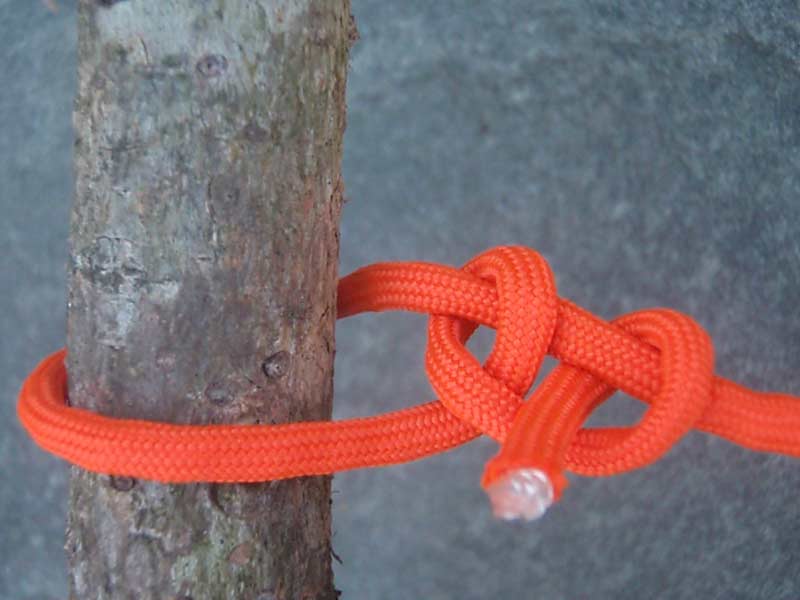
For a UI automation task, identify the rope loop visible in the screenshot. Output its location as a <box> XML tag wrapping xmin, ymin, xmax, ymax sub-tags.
<box><xmin>425</xmin><ymin>246</ymin><xmax>558</xmax><ymax>441</ymax></box>
<box><xmin>17</xmin><ymin>245</ymin><xmax>800</xmax><ymax>520</ymax></box>
<box><xmin>578</xmin><ymin>309</ymin><xmax>716</xmax><ymax>472</ymax></box>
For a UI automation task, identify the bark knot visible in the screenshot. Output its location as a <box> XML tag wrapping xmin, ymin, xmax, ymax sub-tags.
<box><xmin>262</xmin><ymin>352</ymin><xmax>290</xmax><ymax>379</ymax></box>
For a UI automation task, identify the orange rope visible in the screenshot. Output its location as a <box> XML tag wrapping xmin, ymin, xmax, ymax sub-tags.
<box><xmin>17</xmin><ymin>246</ymin><xmax>800</xmax><ymax>517</ymax></box>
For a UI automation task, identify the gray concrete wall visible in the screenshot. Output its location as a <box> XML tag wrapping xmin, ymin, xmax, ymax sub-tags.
<box><xmin>2</xmin><ymin>1</ymin><xmax>799</xmax><ymax>598</ymax></box>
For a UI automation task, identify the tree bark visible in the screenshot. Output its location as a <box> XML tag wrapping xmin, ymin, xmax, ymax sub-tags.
<box><xmin>65</xmin><ymin>1</ymin><xmax>351</xmax><ymax>598</ymax></box>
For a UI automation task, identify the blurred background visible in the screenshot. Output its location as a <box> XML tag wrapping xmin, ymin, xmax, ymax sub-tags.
<box><xmin>2</xmin><ymin>1</ymin><xmax>799</xmax><ymax>598</ymax></box>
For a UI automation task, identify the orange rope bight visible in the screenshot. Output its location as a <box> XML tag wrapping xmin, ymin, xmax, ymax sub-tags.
<box><xmin>17</xmin><ymin>246</ymin><xmax>800</xmax><ymax>520</ymax></box>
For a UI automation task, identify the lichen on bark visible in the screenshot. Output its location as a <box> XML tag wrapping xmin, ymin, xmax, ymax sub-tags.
<box><xmin>66</xmin><ymin>1</ymin><xmax>351</xmax><ymax>598</ymax></box>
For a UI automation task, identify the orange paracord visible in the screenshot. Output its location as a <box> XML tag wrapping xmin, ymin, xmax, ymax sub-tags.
<box><xmin>17</xmin><ymin>246</ymin><xmax>800</xmax><ymax>519</ymax></box>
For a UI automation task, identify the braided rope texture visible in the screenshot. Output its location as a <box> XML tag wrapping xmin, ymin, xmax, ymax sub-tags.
<box><xmin>17</xmin><ymin>246</ymin><xmax>800</xmax><ymax>502</ymax></box>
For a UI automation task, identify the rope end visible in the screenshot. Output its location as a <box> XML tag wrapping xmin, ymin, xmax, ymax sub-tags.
<box><xmin>485</xmin><ymin>468</ymin><xmax>554</xmax><ymax>521</ymax></box>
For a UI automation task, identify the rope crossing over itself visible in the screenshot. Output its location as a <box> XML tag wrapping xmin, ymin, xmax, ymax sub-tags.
<box><xmin>18</xmin><ymin>246</ymin><xmax>800</xmax><ymax>519</ymax></box>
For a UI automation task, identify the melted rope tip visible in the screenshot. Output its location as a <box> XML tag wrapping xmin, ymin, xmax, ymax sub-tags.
<box><xmin>486</xmin><ymin>468</ymin><xmax>554</xmax><ymax>522</ymax></box>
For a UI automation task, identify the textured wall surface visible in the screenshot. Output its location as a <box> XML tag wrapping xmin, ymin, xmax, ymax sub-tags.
<box><xmin>2</xmin><ymin>1</ymin><xmax>799</xmax><ymax>599</ymax></box>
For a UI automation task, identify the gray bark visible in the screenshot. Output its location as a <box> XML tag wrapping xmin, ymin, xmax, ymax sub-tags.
<box><xmin>65</xmin><ymin>1</ymin><xmax>352</xmax><ymax>598</ymax></box>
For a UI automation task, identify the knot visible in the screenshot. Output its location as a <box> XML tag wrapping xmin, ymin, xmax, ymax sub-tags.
<box><xmin>420</xmin><ymin>247</ymin><xmax>717</xmax><ymax>520</ymax></box>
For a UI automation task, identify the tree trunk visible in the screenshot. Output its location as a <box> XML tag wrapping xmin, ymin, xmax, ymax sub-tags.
<box><xmin>65</xmin><ymin>1</ymin><xmax>351</xmax><ymax>598</ymax></box>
